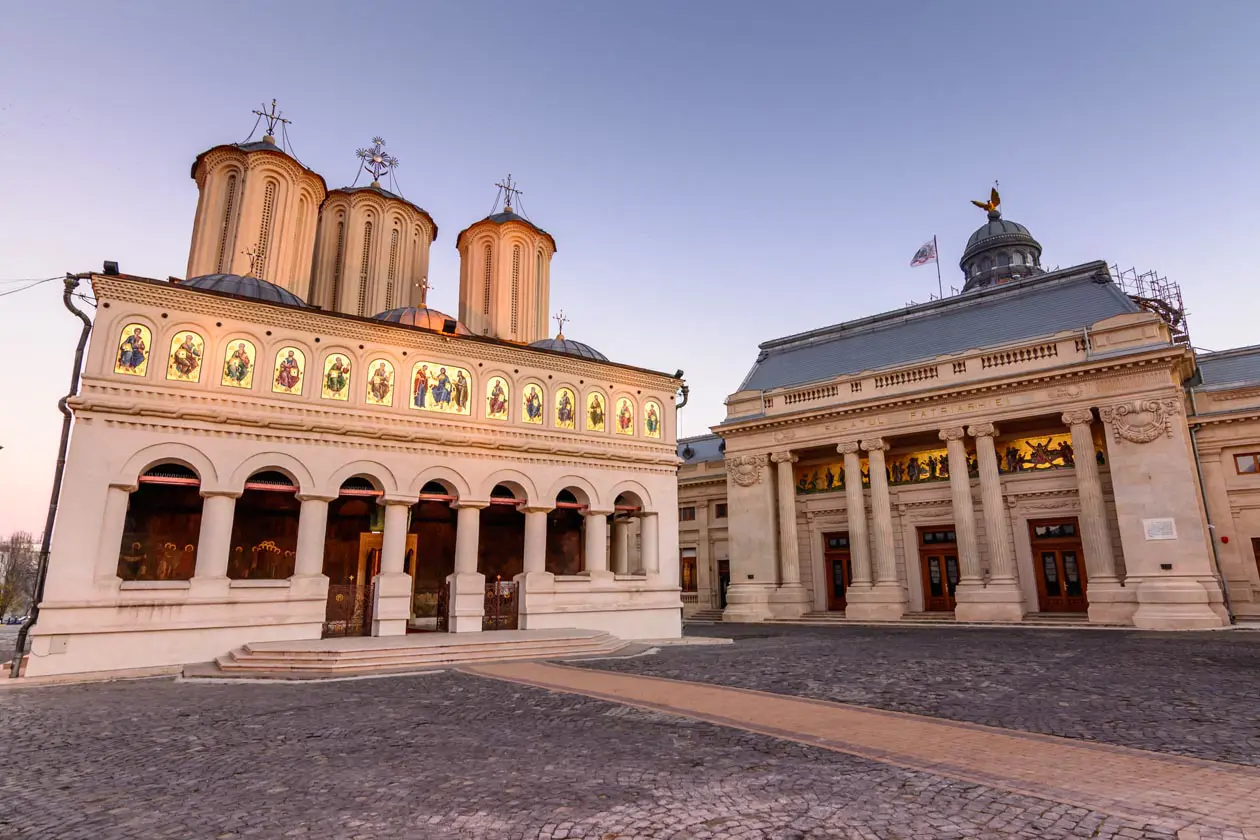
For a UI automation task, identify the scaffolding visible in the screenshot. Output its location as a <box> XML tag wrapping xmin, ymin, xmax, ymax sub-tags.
<box><xmin>1108</xmin><ymin>264</ymin><xmax>1191</xmax><ymax>348</ymax></box>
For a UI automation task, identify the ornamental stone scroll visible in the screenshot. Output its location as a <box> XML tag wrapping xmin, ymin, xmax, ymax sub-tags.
<box><xmin>938</xmin><ymin>426</ymin><xmax>967</xmax><ymax>442</ymax></box>
<box><xmin>1061</xmin><ymin>409</ymin><xmax>1095</xmax><ymax>428</ymax></box>
<box><xmin>1098</xmin><ymin>398</ymin><xmax>1181</xmax><ymax>444</ymax></box>
<box><xmin>859</xmin><ymin>439</ymin><xmax>890</xmax><ymax>453</ymax></box>
<box><xmin>836</xmin><ymin>441</ymin><xmax>861</xmax><ymax>455</ymax></box>
<box><xmin>770</xmin><ymin>451</ymin><xmax>798</xmax><ymax>465</ymax></box>
<box><xmin>727</xmin><ymin>454</ymin><xmax>769</xmax><ymax>487</ymax></box>
<box><xmin>967</xmin><ymin>422</ymin><xmax>998</xmax><ymax>438</ymax></box>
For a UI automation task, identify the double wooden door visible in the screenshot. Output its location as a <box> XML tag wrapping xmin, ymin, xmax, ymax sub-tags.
<box><xmin>1029</xmin><ymin>518</ymin><xmax>1088</xmax><ymax>612</ymax></box>
<box><xmin>823</xmin><ymin>532</ymin><xmax>852</xmax><ymax>611</ymax></box>
<box><xmin>918</xmin><ymin>527</ymin><xmax>959</xmax><ymax>612</ymax></box>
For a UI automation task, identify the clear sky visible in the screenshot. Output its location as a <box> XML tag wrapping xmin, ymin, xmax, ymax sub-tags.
<box><xmin>1</xmin><ymin>1</ymin><xmax>1258</xmax><ymax>534</ymax></box>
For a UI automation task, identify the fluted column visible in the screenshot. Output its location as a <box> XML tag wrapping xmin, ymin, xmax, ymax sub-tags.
<box><xmin>861</xmin><ymin>440</ymin><xmax>898</xmax><ymax>585</ymax></box>
<box><xmin>837</xmin><ymin>442</ymin><xmax>872</xmax><ymax>588</ymax></box>
<box><xmin>448</xmin><ymin>501</ymin><xmax>487</xmax><ymax>633</ymax></box>
<box><xmin>940</xmin><ymin>427</ymin><xmax>982</xmax><ymax>587</ymax></box>
<box><xmin>583</xmin><ymin>510</ymin><xmax>612</xmax><ymax>575</ymax></box>
<box><xmin>1062</xmin><ymin>410</ymin><xmax>1119</xmax><ymax>583</ymax></box>
<box><xmin>611</xmin><ymin>517</ymin><xmax>631</xmax><ymax>575</ymax></box>
<box><xmin>770</xmin><ymin>451</ymin><xmax>802</xmax><ymax>586</ymax></box>
<box><xmin>967</xmin><ymin>424</ymin><xmax>1016</xmax><ymax>583</ymax></box>
<box><xmin>850</xmin><ymin>439</ymin><xmax>906</xmax><ymax>620</ymax></box>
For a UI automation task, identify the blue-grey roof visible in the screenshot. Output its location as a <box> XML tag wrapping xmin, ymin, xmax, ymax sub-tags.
<box><xmin>331</xmin><ymin>184</ymin><xmax>438</xmax><ymax>239</ymax></box>
<box><xmin>1197</xmin><ymin>345</ymin><xmax>1260</xmax><ymax>387</ymax></box>
<box><xmin>455</xmin><ymin>210</ymin><xmax>556</xmax><ymax>251</ymax></box>
<box><xmin>374</xmin><ymin>306</ymin><xmax>471</xmax><ymax>334</ymax></box>
<box><xmin>179</xmin><ymin>274</ymin><xmax>308</xmax><ymax>307</ymax></box>
<box><xmin>740</xmin><ymin>264</ymin><xmax>1139</xmax><ymax>393</ymax></box>
<box><xmin>678</xmin><ymin>434</ymin><xmax>725</xmax><ymax>463</ymax></box>
<box><xmin>529</xmin><ymin>336</ymin><xmax>608</xmax><ymax>362</ymax></box>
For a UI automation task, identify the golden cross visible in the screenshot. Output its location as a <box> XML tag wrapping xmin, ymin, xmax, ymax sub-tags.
<box><xmin>496</xmin><ymin>174</ymin><xmax>523</xmax><ymax>212</ymax></box>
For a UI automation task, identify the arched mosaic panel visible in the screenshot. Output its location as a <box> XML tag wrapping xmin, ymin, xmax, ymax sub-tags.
<box><xmin>555</xmin><ymin>387</ymin><xmax>577</xmax><ymax>430</ymax></box>
<box><xmin>272</xmin><ymin>346</ymin><xmax>306</xmax><ymax>395</ymax></box>
<box><xmin>165</xmin><ymin>331</ymin><xmax>205</xmax><ymax>383</ymax></box>
<box><xmin>364</xmin><ymin>358</ymin><xmax>395</xmax><ymax>407</ymax></box>
<box><xmin>486</xmin><ymin>376</ymin><xmax>510</xmax><ymax>421</ymax></box>
<box><xmin>221</xmin><ymin>338</ymin><xmax>256</xmax><ymax>389</ymax></box>
<box><xmin>321</xmin><ymin>354</ymin><xmax>352</xmax><ymax>401</ymax></box>
<box><xmin>586</xmin><ymin>392</ymin><xmax>607</xmax><ymax>433</ymax></box>
<box><xmin>114</xmin><ymin>323</ymin><xmax>152</xmax><ymax>376</ymax></box>
<box><xmin>643</xmin><ymin>400</ymin><xmax>662</xmax><ymax>439</ymax></box>
<box><xmin>410</xmin><ymin>361</ymin><xmax>472</xmax><ymax>415</ymax></box>
<box><xmin>522</xmin><ymin>383</ymin><xmax>544</xmax><ymax>425</ymax></box>
<box><xmin>615</xmin><ymin>397</ymin><xmax>635</xmax><ymax>436</ymax></box>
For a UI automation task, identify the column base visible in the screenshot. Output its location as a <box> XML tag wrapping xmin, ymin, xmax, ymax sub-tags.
<box><xmin>578</xmin><ymin>570</ymin><xmax>617</xmax><ymax>585</ymax></box>
<box><xmin>721</xmin><ymin>582</ymin><xmax>776</xmax><ymax>622</ymax></box>
<box><xmin>188</xmin><ymin>575</ymin><xmax>231</xmax><ymax>598</ymax></box>
<box><xmin>954</xmin><ymin>581</ymin><xmax>1025</xmax><ymax>623</ymax></box>
<box><xmin>1083</xmin><ymin>577</ymin><xmax>1138</xmax><ymax>625</ymax></box>
<box><xmin>371</xmin><ymin>572</ymin><xmax>413</xmax><ymax>637</ymax></box>
<box><xmin>446</xmin><ymin>571</ymin><xmax>486</xmax><ymax>634</ymax></box>
<box><xmin>288</xmin><ymin>573</ymin><xmax>330</xmax><ymax>599</ymax></box>
<box><xmin>769</xmin><ymin>583</ymin><xmax>811</xmax><ymax>619</ymax></box>
<box><xmin>1132</xmin><ymin>578</ymin><xmax>1229</xmax><ymax>630</ymax></box>
<box><xmin>513</xmin><ymin>571</ymin><xmax>555</xmax><ymax>630</ymax></box>
<box><xmin>844</xmin><ymin>582</ymin><xmax>907</xmax><ymax>621</ymax></box>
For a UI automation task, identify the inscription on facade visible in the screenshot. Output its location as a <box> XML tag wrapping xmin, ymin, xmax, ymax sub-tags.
<box><xmin>906</xmin><ymin>396</ymin><xmax>1010</xmax><ymax>422</ymax></box>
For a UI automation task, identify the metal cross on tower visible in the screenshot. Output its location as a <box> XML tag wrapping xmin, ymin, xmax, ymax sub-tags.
<box><xmin>496</xmin><ymin>174</ymin><xmax>523</xmax><ymax>212</ymax></box>
<box><xmin>417</xmin><ymin>277</ymin><xmax>434</xmax><ymax>306</ymax></box>
<box><xmin>356</xmin><ymin>137</ymin><xmax>399</xmax><ymax>186</ymax></box>
<box><xmin>242</xmin><ymin>244</ymin><xmax>263</xmax><ymax>277</ymax></box>
<box><xmin>553</xmin><ymin>310</ymin><xmax>568</xmax><ymax>339</ymax></box>
<box><xmin>252</xmin><ymin>99</ymin><xmax>291</xmax><ymax>140</ymax></box>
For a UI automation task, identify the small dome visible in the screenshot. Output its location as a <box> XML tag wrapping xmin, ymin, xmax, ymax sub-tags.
<box><xmin>529</xmin><ymin>336</ymin><xmax>608</xmax><ymax>362</ymax></box>
<box><xmin>179</xmin><ymin>274</ymin><xmax>307</xmax><ymax>307</ymax></box>
<box><xmin>963</xmin><ymin>215</ymin><xmax>1038</xmax><ymax>257</ymax></box>
<box><xmin>456</xmin><ymin>210</ymin><xmax>557</xmax><ymax>252</ymax></box>
<box><xmin>374</xmin><ymin>306</ymin><xmax>472</xmax><ymax>335</ymax></box>
<box><xmin>959</xmin><ymin>209</ymin><xmax>1044</xmax><ymax>293</ymax></box>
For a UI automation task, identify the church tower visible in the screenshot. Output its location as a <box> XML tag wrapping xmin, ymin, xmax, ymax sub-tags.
<box><xmin>455</xmin><ymin>176</ymin><xmax>556</xmax><ymax>343</ymax></box>
<box><xmin>308</xmin><ymin>138</ymin><xmax>438</xmax><ymax>316</ymax></box>
<box><xmin>186</xmin><ymin>101</ymin><xmax>326</xmax><ymax>296</ymax></box>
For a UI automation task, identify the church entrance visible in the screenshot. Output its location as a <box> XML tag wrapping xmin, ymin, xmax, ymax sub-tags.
<box><xmin>322</xmin><ymin>481</ymin><xmax>380</xmax><ymax>636</ymax></box>
<box><xmin>822</xmin><ymin>532</ymin><xmax>852</xmax><ymax>611</ymax></box>
<box><xmin>408</xmin><ymin>483</ymin><xmax>459</xmax><ymax>629</ymax></box>
<box><xmin>476</xmin><ymin>485</ymin><xmax>525</xmax><ymax>630</ymax></box>
<box><xmin>918</xmin><ymin>527</ymin><xmax>959</xmax><ymax>612</ymax></box>
<box><xmin>1029</xmin><ymin>518</ymin><xmax>1088</xmax><ymax>612</ymax></box>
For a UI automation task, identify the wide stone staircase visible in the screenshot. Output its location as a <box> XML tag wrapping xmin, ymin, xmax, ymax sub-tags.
<box><xmin>183</xmin><ymin>629</ymin><xmax>642</xmax><ymax>680</ymax></box>
<box><xmin>685</xmin><ymin>608</ymin><xmax>725</xmax><ymax>623</ymax></box>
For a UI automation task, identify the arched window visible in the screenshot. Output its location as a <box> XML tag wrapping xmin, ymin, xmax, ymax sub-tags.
<box><xmin>116</xmin><ymin>464</ymin><xmax>202</xmax><ymax>582</ymax></box>
<box><xmin>510</xmin><ymin>244</ymin><xmax>521</xmax><ymax>335</ymax></box>
<box><xmin>535</xmin><ymin>250</ymin><xmax>545</xmax><ymax>335</ymax></box>
<box><xmin>385</xmin><ymin>227</ymin><xmax>399</xmax><ymax>311</ymax></box>
<box><xmin>331</xmin><ymin>218</ymin><xmax>346</xmax><ymax>310</ymax></box>
<box><xmin>228</xmin><ymin>470</ymin><xmax>299</xmax><ymax>580</ymax></box>
<box><xmin>216</xmin><ymin>173</ymin><xmax>237</xmax><ymax>273</ymax></box>
<box><xmin>357</xmin><ymin>220</ymin><xmax>374</xmax><ymax>316</ymax></box>
<box><xmin>482</xmin><ymin>243</ymin><xmax>493</xmax><ymax>315</ymax></box>
<box><xmin>256</xmin><ymin>180</ymin><xmax>277</xmax><ymax>279</ymax></box>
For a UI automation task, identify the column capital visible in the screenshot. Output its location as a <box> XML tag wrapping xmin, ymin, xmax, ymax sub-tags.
<box><xmin>770</xmin><ymin>451</ymin><xmax>798</xmax><ymax>464</ymax></box>
<box><xmin>200</xmin><ymin>488</ymin><xmax>242</xmax><ymax>499</ymax></box>
<box><xmin>1061</xmin><ymin>408</ymin><xmax>1095</xmax><ymax>427</ymax></box>
<box><xmin>380</xmin><ymin>493</ymin><xmax>418</xmax><ymax>506</ymax></box>
<box><xmin>860</xmin><ymin>438</ymin><xmax>889</xmax><ymax>453</ymax></box>
<box><xmin>938</xmin><ymin>426</ymin><xmax>967</xmax><ymax>442</ymax></box>
<box><xmin>836</xmin><ymin>441</ymin><xmax>861</xmax><ymax>455</ymax></box>
<box><xmin>295</xmin><ymin>492</ymin><xmax>338</xmax><ymax>504</ymax></box>
<box><xmin>967</xmin><ymin>422</ymin><xmax>998</xmax><ymax>439</ymax></box>
<box><xmin>519</xmin><ymin>505</ymin><xmax>554</xmax><ymax>515</ymax></box>
<box><xmin>586</xmin><ymin>508</ymin><xmax>616</xmax><ymax>517</ymax></box>
<box><xmin>634</xmin><ymin>509</ymin><xmax>659</xmax><ymax>519</ymax></box>
<box><xmin>451</xmin><ymin>500</ymin><xmax>489</xmax><ymax>511</ymax></box>
<box><xmin>108</xmin><ymin>480</ymin><xmax>140</xmax><ymax>493</ymax></box>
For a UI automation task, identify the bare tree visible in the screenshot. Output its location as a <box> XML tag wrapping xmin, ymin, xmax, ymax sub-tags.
<box><xmin>0</xmin><ymin>531</ymin><xmax>38</xmax><ymax>618</ymax></box>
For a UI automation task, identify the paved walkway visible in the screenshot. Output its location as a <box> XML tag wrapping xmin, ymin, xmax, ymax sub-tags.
<box><xmin>466</xmin><ymin>661</ymin><xmax>1260</xmax><ymax>837</ymax></box>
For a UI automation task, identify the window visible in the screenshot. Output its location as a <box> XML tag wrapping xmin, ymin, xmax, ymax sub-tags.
<box><xmin>680</xmin><ymin>547</ymin><xmax>698</xmax><ymax>592</ymax></box>
<box><xmin>385</xmin><ymin>227</ymin><xmax>399</xmax><ymax>310</ymax></box>
<box><xmin>255</xmin><ymin>180</ymin><xmax>277</xmax><ymax>279</ymax></box>
<box><xmin>510</xmin><ymin>244</ymin><xmax>521</xmax><ymax>335</ymax></box>
<box><xmin>331</xmin><ymin>219</ymin><xmax>345</xmax><ymax>310</ymax></box>
<box><xmin>482</xmin><ymin>244</ymin><xmax>492</xmax><ymax>314</ymax></box>
<box><xmin>357</xmin><ymin>220</ymin><xmax>373</xmax><ymax>316</ymax></box>
<box><xmin>216</xmin><ymin>173</ymin><xmax>237</xmax><ymax>272</ymax></box>
<box><xmin>679</xmin><ymin>506</ymin><xmax>696</xmax><ymax>522</ymax></box>
<box><xmin>715</xmin><ymin>503</ymin><xmax>728</xmax><ymax>519</ymax></box>
<box><xmin>1235</xmin><ymin>453</ymin><xmax>1260</xmax><ymax>474</ymax></box>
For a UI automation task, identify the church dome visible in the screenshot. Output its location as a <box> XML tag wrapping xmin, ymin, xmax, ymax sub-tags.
<box><xmin>455</xmin><ymin>210</ymin><xmax>557</xmax><ymax>252</ymax></box>
<box><xmin>374</xmin><ymin>306</ymin><xmax>472</xmax><ymax>335</ymax></box>
<box><xmin>528</xmin><ymin>336</ymin><xmax>608</xmax><ymax>362</ymax></box>
<box><xmin>179</xmin><ymin>274</ymin><xmax>308</xmax><ymax>307</ymax></box>
<box><xmin>959</xmin><ymin>208</ymin><xmax>1044</xmax><ymax>293</ymax></box>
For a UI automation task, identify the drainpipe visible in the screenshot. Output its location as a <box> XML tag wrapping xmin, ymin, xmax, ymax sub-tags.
<box><xmin>674</xmin><ymin>370</ymin><xmax>689</xmax><ymax>410</ymax></box>
<box><xmin>1187</xmin><ymin>385</ymin><xmax>1236</xmax><ymax>624</ymax></box>
<box><xmin>11</xmin><ymin>275</ymin><xmax>94</xmax><ymax>677</ymax></box>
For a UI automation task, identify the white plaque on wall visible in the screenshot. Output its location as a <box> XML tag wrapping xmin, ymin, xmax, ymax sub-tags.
<box><xmin>1142</xmin><ymin>518</ymin><xmax>1178</xmax><ymax>541</ymax></box>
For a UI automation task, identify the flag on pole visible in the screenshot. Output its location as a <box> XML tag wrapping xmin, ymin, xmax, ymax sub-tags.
<box><xmin>910</xmin><ymin>238</ymin><xmax>937</xmax><ymax>267</ymax></box>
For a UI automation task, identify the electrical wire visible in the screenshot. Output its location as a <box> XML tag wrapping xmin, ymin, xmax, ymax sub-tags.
<box><xmin>0</xmin><ymin>276</ymin><xmax>60</xmax><ymax>298</ymax></box>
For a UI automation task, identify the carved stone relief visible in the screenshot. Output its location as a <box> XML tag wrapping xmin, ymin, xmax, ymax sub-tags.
<box><xmin>1098</xmin><ymin>398</ymin><xmax>1181</xmax><ymax>444</ymax></box>
<box><xmin>727</xmin><ymin>454</ymin><xmax>769</xmax><ymax>487</ymax></box>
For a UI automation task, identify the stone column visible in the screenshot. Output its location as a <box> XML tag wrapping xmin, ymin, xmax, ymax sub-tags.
<box><xmin>857</xmin><ymin>439</ymin><xmax>907</xmax><ymax>619</ymax></box>
<box><xmin>769</xmin><ymin>451</ymin><xmax>809</xmax><ymax>618</ymax></box>
<box><xmin>611</xmin><ymin>517</ymin><xmax>632</xmax><ymax>575</ymax></box>
<box><xmin>583</xmin><ymin>510</ymin><xmax>613</xmax><ymax>579</ymax></box>
<box><xmin>522</xmin><ymin>508</ymin><xmax>549</xmax><ymax>575</ymax></box>
<box><xmin>291</xmin><ymin>494</ymin><xmax>334</xmax><ymax>599</ymax></box>
<box><xmin>516</xmin><ymin>506</ymin><xmax>552</xmax><ymax>629</ymax></box>
<box><xmin>940</xmin><ymin>427</ymin><xmax>983</xmax><ymax>587</ymax></box>
<box><xmin>639</xmin><ymin>512</ymin><xmax>660</xmax><ymax>576</ymax></box>
<box><xmin>1063</xmin><ymin>409</ymin><xmax>1132</xmax><ymax>625</ymax></box>
<box><xmin>963</xmin><ymin>424</ymin><xmax>1025</xmax><ymax>621</ymax></box>
<box><xmin>721</xmin><ymin>453</ymin><xmax>777</xmax><ymax>622</ymax></box>
<box><xmin>94</xmin><ymin>484</ymin><xmax>134</xmax><ymax>583</ymax></box>
<box><xmin>838</xmin><ymin>442</ymin><xmax>873</xmax><ymax>589</ymax></box>
<box><xmin>371</xmin><ymin>499</ymin><xmax>413</xmax><ymax>636</ymax></box>
<box><xmin>447</xmin><ymin>501</ymin><xmax>487</xmax><ymax>633</ymax></box>
<box><xmin>191</xmin><ymin>491</ymin><xmax>237</xmax><ymax>596</ymax></box>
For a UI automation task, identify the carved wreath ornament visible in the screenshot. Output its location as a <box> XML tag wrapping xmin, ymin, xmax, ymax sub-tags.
<box><xmin>727</xmin><ymin>454</ymin><xmax>768</xmax><ymax>487</ymax></box>
<box><xmin>1098</xmin><ymin>398</ymin><xmax>1180</xmax><ymax>444</ymax></box>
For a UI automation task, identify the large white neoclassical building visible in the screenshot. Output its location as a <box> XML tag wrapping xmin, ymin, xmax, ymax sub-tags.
<box><xmin>19</xmin><ymin>112</ymin><xmax>684</xmax><ymax>678</ymax></box>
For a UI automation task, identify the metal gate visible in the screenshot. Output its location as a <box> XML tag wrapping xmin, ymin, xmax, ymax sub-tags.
<box><xmin>484</xmin><ymin>576</ymin><xmax>518</xmax><ymax>631</ymax></box>
<box><xmin>323</xmin><ymin>582</ymin><xmax>375</xmax><ymax>637</ymax></box>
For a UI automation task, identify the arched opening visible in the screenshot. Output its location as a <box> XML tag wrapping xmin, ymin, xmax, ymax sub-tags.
<box><xmin>408</xmin><ymin>480</ymin><xmax>458</xmax><ymax>628</ymax></box>
<box><xmin>116</xmin><ymin>464</ymin><xmax>202</xmax><ymax>582</ymax></box>
<box><xmin>479</xmin><ymin>484</ymin><xmax>525</xmax><ymax>581</ymax></box>
<box><xmin>227</xmin><ymin>470</ymin><xmax>299</xmax><ymax>580</ymax></box>
<box><xmin>546</xmin><ymin>488</ymin><xmax>586</xmax><ymax>575</ymax></box>
<box><xmin>322</xmin><ymin>476</ymin><xmax>385</xmax><ymax>636</ymax></box>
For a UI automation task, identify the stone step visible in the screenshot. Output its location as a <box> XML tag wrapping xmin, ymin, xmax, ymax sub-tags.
<box><xmin>235</xmin><ymin>633</ymin><xmax>619</xmax><ymax>663</ymax></box>
<box><xmin>216</xmin><ymin>640</ymin><xmax>628</xmax><ymax>673</ymax></box>
<box><xmin>686</xmin><ymin>609</ymin><xmax>725</xmax><ymax>622</ymax></box>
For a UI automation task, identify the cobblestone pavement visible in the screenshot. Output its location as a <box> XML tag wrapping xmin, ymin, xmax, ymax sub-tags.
<box><xmin>0</xmin><ymin>669</ymin><xmax>1216</xmax><ymax>840</ymax></box>
<box><xmin>0</xmin><ymin>623</ymin><xmax>20</xmax><ymax>663</ymax></box>
<box><xmin>583</xmin><ymin>624</ymin><xmax>1260</xmax><ymax>767</ymax></box>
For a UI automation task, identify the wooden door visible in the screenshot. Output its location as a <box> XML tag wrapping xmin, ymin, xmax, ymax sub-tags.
<box><xmin>918</xmin><ymin>527</ymin><xmax>959</xmax><ymax>612</ymax></box>
<box><xmin>823</xmin><ymin>532</ymin><xmax>852</xmax><ymax>611</ymax></box>
<box><xmin>1029</xmin><ymin>518</ymin><xmax>1088</xmax><ymax>612</ymax></box>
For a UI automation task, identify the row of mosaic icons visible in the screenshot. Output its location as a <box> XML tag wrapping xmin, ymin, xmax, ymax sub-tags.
<box><xmin>113</xmin><ymin>323</ymin><xmax>663</xmax><ymax>437</ymax></box>
<box><xmin>794</xmin><ymin>433</ymin><xmax>1106</xmax><ymax>495</ymax></box>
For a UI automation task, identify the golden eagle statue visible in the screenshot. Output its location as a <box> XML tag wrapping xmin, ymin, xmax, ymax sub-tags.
<box><xmin>971</xmin><ymin>186</ymin><xmax>1000</xmax><ymax>214</ymax></box>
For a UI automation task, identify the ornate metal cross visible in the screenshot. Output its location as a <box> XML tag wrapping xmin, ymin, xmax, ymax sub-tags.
<box><xmin>356</xmin><ymin>137</ymin><xmax>399</xmax><ymax>184</ymax></box>
<box><xmin>418</xmin><ymin>277</ymin><xmax>434</xmax><ymax>306</ymax></box>
<box><xmin>553</xmin><ymin>310</ymin><xmax>568</xmax><ymax>338</ymax></box>
<box><xmin>496</xmin><ymin>174</ymin><xmax>523</xmax><ymax>212</ymax></box>
<box><xmin>252</xmin><ymin>99</ymin><xmax>291</xmax><ymax>138</ymax></box>
<box><xmin>242</xmin><ymin>244</ymin><xmax>262</xmax><ymax>276</ymax></box>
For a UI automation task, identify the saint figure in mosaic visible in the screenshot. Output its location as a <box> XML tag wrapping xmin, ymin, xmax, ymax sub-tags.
<box><xmin>273</xmin><ymin>348</ymin><xmax>303</xmax><ymax>394</ymax></box>
<box><xmin>454</xmin><ymin>370</ymin><xmax>470</xmax><ymax>411</ymax></box>
<box><xmin>115</xmin><ymin>324</ymin><xmax>150</xmax><ymax>375</ymax></box>
<box><xmin>323</xmin><ymin>355</ymin><xmax>351</xmax><ymax>400</ymax></box>
<box><xmin>367</xmin><ymin>360</ymin><xmax>393</xmax><ymax>405</ymax></box>
<box><xmin>431</xmin><ymin>367</ymin><xmax>452</xmax><ymax>407</ymax></box>
<box><xmin>616</xmin><ymin>398</ymin><xmax>634</xmax><ymax>435</ymax></box>
<box><xmin>556</xmin><ymin>388</ymin><xmax>575</xmax><ymax>429</ymax></box>
<box><xmin>167</xmin><ymin>332</ymin><xmax>203</xmax><ymax>381</ymax></box>
<box><xmin>222</xmin><ymin>340</ymin><xmax>254</xmax><ymax>388</ymax></box>
<box><xmin>644</xmin><ymin>401</ymin><xmax>661</xmax><ymax>438</ymax></box>
<box><xmin>587</xmin><ymin>393</ymin><xmax>605</xmax><ymax>431</ymax></box>
<box><xmin>413</xmin><ymin>364</ymin><xmax>429</xmax><ymax>408</ymax></box>
<box><xmin>523</xmin><ymin>385</ymin><xmax>543</xmax><ymax>423</ymax></box>
<box><xmin>487</xmin><ymin>377</ymin><xmax>509</xmax><ymax>420</ymax></box>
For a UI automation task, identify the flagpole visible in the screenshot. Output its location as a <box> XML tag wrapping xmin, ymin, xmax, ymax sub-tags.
<box><xmin>934</xmin><ymin>235</ymin><xmax>942</xmax><ymax>299</ymax></box>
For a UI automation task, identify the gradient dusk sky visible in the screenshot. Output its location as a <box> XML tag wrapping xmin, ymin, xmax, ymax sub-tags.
<box><xmin>1</xmin><ymin>1</ymin><xmax>1258</xmax><ymax>534</ymax></box>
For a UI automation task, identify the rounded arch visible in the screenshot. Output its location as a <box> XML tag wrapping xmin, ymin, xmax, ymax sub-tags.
<box><xmin>606</xmin><ymin>478</ymin><xmax>654</xmax><ymax>512</ymax></box>
<box><xmin>546</xmin><ymin>475</ymin><xmax>601</xmax><ymax>509</ymax></box>
<box><xmin>325</xmin><ymin>459</ymin><xmax>400</xmax><ymax>497</ymax></box>
<box><xmin>479</xmin><ymin>469</ymin><xmax>539</xmax><ymax>506</ymax></box>
<box><xmin>227</xmin><ymin>451</ymin><xmax>316</xmax><ymax>495</ymax></box>
<box><xmin>406</xmin><ymin>465</ymin><xmax>472</xmax><ymax>500</ymax></box>
<box><xmin>115</xmin><ymin>442</ymin><xmax>219</xmax><ymax>490</ymax></box>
